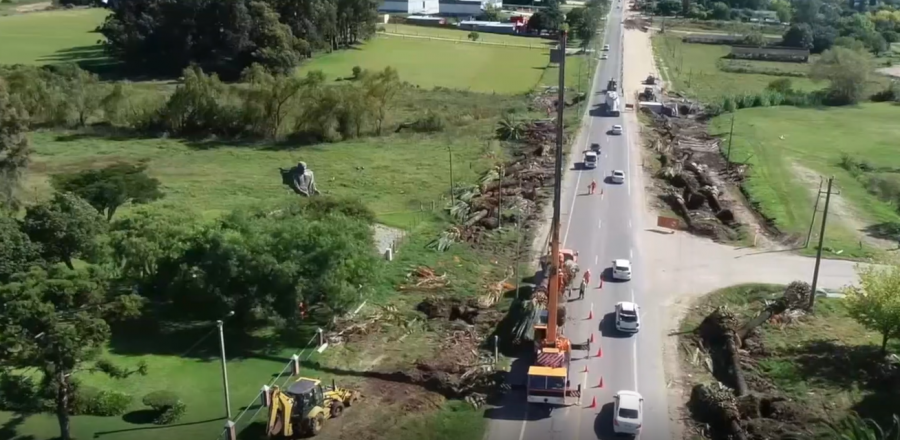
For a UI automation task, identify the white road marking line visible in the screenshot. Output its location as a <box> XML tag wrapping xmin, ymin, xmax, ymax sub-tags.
<box><xmin>633</xmin><ymin>338</ymin><xmax>639</xmax><ymax>392</ymax></box>
<box><xmin>518</xmin><ymin>408</ymin><xmax>529</xmax><ymax>440</ymax></box>
<box><xmin>628</xmin><ymin>220</ymin><xmax>632</xmax><ymax>229</ymax></box>
<box><xmin>595</xmin><ymin>255</ymin><xmax>598</xmax><ymax>265</ymax></box>
<box><xmin>630</xmin><ymin>248</ymin><xmax>633</xmax><ymax>259</ymax></box>
<box><xmin>598</xmin><ymin>219</ymin><xmax>602</xmax><ymax>229</ymax></box>
<box><xmin>563</xmin><ymin>120</ymin><xmax>593</xmax><ymax>247</ymax></box>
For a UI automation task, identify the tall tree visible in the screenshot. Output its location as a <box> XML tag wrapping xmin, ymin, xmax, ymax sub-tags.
<box><xmin>843</xmin><ymin>264</ymin><xmax>900</xmax><ymax>355</ymax></box>
<box><xmin>364</xmin><ymin>67</ymin><xmax>401</xmax><ymax>135</ymax></box>
<box><xmin>782</xmin><ymin>23</ymin><xmax>815</xmax><ymax>49</ymax></box>
<box><xmin>810</xmin><ymin>46</ymin><xmax>873</xmax><ymax>104</ymax></box>
<box><xmin>109</xmin><ymin>206</ymin><xmax>200</xmax><ymax>281</ymax></box>
<box><xmin>794</xmin><ymin>0</ymin><xmax>823</xmax><ymax>23</ymax></box>
<box><xmin>0</xmin><ymin>265</ymin><xmax>144</xmax><ymax>440</ymax></box>
<box><xmin>22</xmin><ymin>192</ymin><xmax>107</xmax><ymax>269</ymax></box>
<box><xmin>241</xmin><ymin>63</ymin><xmax>306</xmax><ymax>139</ymax></box>
<box><xmin>51</xmin><ymin>163</ymin><xmax>164</xmax><ymax>221</ymax></box>
<box><xmin>0</xmin><ymin>78</ymin><xmax>32</xmax><ymax>211</ymax></box>
<box><xmin>68</xmin><ymin>68</ymin><xmax>105</xmax><ymax>127</ymax></box>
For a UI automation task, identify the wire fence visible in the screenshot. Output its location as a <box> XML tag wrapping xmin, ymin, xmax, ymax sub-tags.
<box><xmin>380</xmin><ymin>31</ymin><xmax>550</xmax><ymax>50</ymax></box>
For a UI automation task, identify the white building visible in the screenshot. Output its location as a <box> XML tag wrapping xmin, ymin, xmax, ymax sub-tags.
<box><xmin>439</xmin><ymin>0</ymin><xmax>502</xmax><ymax>17</ymax></box>
<box><xmin>379</xmin><ymin>0</ymin><xmax>440</xmax><ymax>14</ymax></box>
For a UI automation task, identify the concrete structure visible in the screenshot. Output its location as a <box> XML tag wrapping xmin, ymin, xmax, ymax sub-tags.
<box><xmin>439</xmin><ymin>0</ymin><xmax>502</xmax><ymax>17</ymax></box>
<box><xmin>730</xmin><ymin>45</ymin><xmax>809</xmax><ymax>62</ymax></box>
<box><xmin>406</xmin><ymin>15</ymin><xmax>447</xmax><ymax>25</ymax></box>
<box><xmin>458</xmin><ymin>20</ymin><xmax>517</xmax><ymax>34</ymax></box>
<box><xmin>379</xmin><ymin>0</ymin><xmax>439</xmax><ymax>15</ymax></box>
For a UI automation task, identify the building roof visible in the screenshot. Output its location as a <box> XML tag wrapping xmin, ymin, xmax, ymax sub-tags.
<box><xmin>408</xmin><ymin>15</ymin><xmax>443</xmax><ymax>19</ymax></box>
<box><xmin>459</xmin><ymin>20</ymin><xmax>515</xmax><ymax>27</ymax></box>
<box><xmin>528</xmin><ymin>366</ymin><xmax>567</xmax><ymax>377</ymax></box>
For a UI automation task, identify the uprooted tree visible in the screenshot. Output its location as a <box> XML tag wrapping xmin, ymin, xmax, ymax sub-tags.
<box><xmin>687</xmin><ymin>281</ymin><xmax>813</xmax><ymax>439</ymax></box>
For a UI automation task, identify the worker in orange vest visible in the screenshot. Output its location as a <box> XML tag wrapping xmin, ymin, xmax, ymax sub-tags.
<box><xmin>583</xmin><ymin>269</ymin><xmax>592</xmax><ymax>287</ymax></box>
<box><xmin>588</xmin><ymin>179</ymin><xmax>597</xmax><ymax>195</ymax></box>
<box><xmin>299</xmin><ymin>302</ymin><xmax>307</xmax><ymax>320</ymax></box>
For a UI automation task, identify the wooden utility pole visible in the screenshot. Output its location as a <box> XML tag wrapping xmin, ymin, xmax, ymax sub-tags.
<box><xmin>809</xmin><ymin>176</ymin><xmax>836</xmax><ymax>310</ymax></box>
<box><xmin>804</xmin><ymin>177</ymin><xmax>824</xmax><ymax>248</ymax></box>
<box><xmin>725</xmin><ymin>112</ymin><xmax>735</xmax><ymax>170</ymax></box>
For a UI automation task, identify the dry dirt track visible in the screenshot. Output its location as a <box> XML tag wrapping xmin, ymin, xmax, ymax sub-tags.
<box><xmin>620</xmin><ymin>12</ymin><xmax>864</xmax><ymax>439</ymax></box>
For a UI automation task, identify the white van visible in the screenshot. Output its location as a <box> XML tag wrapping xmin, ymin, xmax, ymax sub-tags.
<box><xmin>584</xmin><ymin>151</ymin><xmax>598</xmax><ymax>169</ymax></box>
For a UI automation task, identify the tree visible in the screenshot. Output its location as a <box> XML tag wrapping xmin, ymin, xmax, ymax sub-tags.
<box><xmin>770</xmin><ymin>0</ymin><xmax>793</xmax><ymax>22</ymax></box>
<box><xmin>51</xmin><ymin>164</ymin><xmax>163</xmax><ymax>221</ymax></box>
<box><xmin>109</xmin><ymin>206</ymin><xmax>199</xmax><ymax>281</ymax></box>
<box><xmin>782</xmin><ymin>23</ymin><xmax>815</xmax><ymax>49</ymax></box>
<box><xmin>468</xmin><ymin>31</ymin><xmax>480</xmax><ymax>41</ymax></box>
<box><xmin>22</xmin><ymin>192</ymin><xmax>107</xmax><ymax>269</ymax></box>
<box><xmin>742</xmin><ymin>31</ymin><xmax>767</xmax><ymax>46</ymax></box>
<box><xmin>766</xmin><ymin>78</ymin><xmax>794</xmax><ymax>93</ymax></box>
<box><xmin>0</xmin><ymin>77</ymin><xmax>32</xmax><ymax>211</ymax></box>
<box><xmin>0</xmin><ymin>215</ymin><xmax>43</xmax><ymax>282</ymax></box>
<box><xmin>843</xmin><ymin>264</ymin><xmax>900</xmax><ymax>356</ymax></box>
<box><xmin>810</xmin><ymin>46</ymin><xmax>873</xmax><ymax>104</ymax></box>
<box><xmin>657</xmin><ymin>0</ymin><xmax>683</xmax><ymax>15</ymax></box>
<box><xmin>0</xmin><ymin>265</ymin><xmax>144</xmax><ymax>440</ymax></box>
<box><xmin>146</xmin><ymin>201</ymin><xmax>382</xmax><ymax>329</ymax></box>
<box><xmin>541</xmin><ymin>0</ymin><xmax>565</xmax><ymax>32</ymax></box>
<box><xmin>710</xmin><ymin>2</ymin><xmax>731</xmax><ymax>20</ymax></box>
<box><xmin>566</xmin><ymin>7</ymin><xmax>586</xmax><ymax>32</ymax></box>
<box><xmin>793</xmin><ymin>0</ymin><xmax>822</xmax><ymax>23</ymax></box>
<box><xmin>363</xmin><ymin>67</ymin><xmax>401</xmax><ymax>135</ymax></box>
<box><xmin>68</xmin><ymin>68</ymin><xmax>104</xmax><ymax>127</ymax></box>
<box><xmin>241</xmin><ymin>63</ymin><xmax>305</xmax><ymax>139</ymax></box>
<box><xmin>812</xmin><ymin>24</ymin><xmax>839</xmax><ymax>53</ymax></box>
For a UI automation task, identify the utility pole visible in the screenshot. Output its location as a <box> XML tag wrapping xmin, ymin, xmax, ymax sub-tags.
<box><xmin>725</xmin><ymin>112</ymin><xmax>735</xmax><ymax>170</ymax></box>
<box><xmin>448</xmin><ymin>146</ymin><xmax>454</xmax><ymax>204</ymax></box>
<box><xmin>809</xmin><ymin>176</ymin><xmax>836</xmax><ymax>311</ymax></box>
<box><xmin>497</xmin><ymin>164</ymin><xmax>504</xmax><ymax>229</ymax></box>
<box><xmin>217</xmin><ymin>311</ymin><xmax>235</xmax><ymax>421</ymax></box>
<box><xmin>804</xmin><ymin>177</ymin><xmax>824</xmax><ymax>248</ymax></box>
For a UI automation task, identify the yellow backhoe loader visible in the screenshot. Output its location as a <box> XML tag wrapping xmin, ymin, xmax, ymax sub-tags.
<box><xmin>267</xmin><ymin>377</ymin><xmax>361</xmax><ymax>438</ymax></box>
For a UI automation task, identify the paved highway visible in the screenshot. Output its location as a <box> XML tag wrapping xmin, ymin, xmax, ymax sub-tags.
<box><xmin>485</xmin><ymin>3</ymin><xmax>671</xmax><ymax>439</ymax></box>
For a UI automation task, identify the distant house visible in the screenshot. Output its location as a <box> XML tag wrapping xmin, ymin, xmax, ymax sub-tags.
<box><xmin>379</xmin><ymin>0</ymin><xmax>440</xmax><ymax>15</ymax></box>
<box><xmin>439</xmin><ymin>0</ymin><xmax>502</xmax><ymax>17</ymax></box>
<box><xmin>458</xmin><ymin>20</ymin><xmax>518</xmax><ymax>34</ymax></box>
<box><xmin>730</xmin><ymin>45</ymin><xmax>809</xmax><ymax>62</ymax></box>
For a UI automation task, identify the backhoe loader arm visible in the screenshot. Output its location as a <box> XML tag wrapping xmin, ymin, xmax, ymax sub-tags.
<box><xmin>267</xmin><ymin>388</ymin><xmax>294</xmax><ymax>437</ymax></box>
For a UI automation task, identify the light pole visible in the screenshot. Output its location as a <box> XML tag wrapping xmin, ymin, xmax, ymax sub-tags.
<box><xmin>217</xmin><ymin>311</ymin><xmax>236</xmax><ymax>420</ymax></box>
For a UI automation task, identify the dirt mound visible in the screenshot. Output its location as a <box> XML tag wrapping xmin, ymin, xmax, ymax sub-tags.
<box><xmin>416</xmin><ymin>297</ymin><xmax>504</xmax><ymax>330</ymax></box>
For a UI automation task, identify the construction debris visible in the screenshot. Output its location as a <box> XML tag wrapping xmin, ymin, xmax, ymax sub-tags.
<box><xmin>400</xmin><ymin>266</ymin><xmax>449</xmax><ymax>291</ymax></box>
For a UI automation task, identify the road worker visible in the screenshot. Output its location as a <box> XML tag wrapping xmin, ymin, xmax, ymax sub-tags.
<box><xmin>583</xmin><ymin>268</ymin><xmax>592</xmax><ymax>287</ymax></box>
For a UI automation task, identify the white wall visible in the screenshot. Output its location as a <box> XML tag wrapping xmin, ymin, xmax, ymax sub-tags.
<box><xmin>379</xmin><ymin>0</ymin><xmax>439</xmax><ymax>13</ymax></box>
<box><xmin>438</xmin><ymin>1</ymin><xmax>482</xmax><ymax>16</ymax></box>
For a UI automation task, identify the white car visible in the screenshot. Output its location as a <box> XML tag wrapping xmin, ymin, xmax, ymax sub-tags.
<box><xmin>600</xmin><ymin>53</ymin><xmax>609</xmax><ymax>60</ymax></box>
<box><xmin>611</xmin><ymin>124</ymin><xmax>623</xmax><ymax>135</ymax></box>
<box><xmin>611</xmin><ymin>170</ymin><xmax>625</xmax><ymax>184</ymax></box>
<box><xmin>603</xmin><ymin>44</ymin><xmax>610</xmax><ymax>51</ymax></box>
<box><xmin>613</xmin><ymin>390</ymin><xmax>644</xmax><ymax>435</ymax></box>
<box><xmin>615</xmin><ymin>301</ymin><xmax>641</xmax><ymax>333</ymax></box>
<box><xmin>612</xmin><ymin>259</ymin><xmax>632</xmax><ymax>281</ymax></box>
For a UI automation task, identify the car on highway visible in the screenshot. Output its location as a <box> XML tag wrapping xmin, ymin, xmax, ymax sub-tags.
<box><xmin>611</xmin><ymin>170</ymin><xmax>625</xmax><ymax>184</ymax></box>
<box><xmin>590</xmin><ymin>142</ymin><xmax>601</xmax><ymax>152</ymax></box>
<box><xmin>615</xmin><ymin>301</ymin><xmax>641</xmax><ymax>333</ymax></box>
<box><xmin>611</xmin><ymin>124</ymin><xmax>623</xmax><ymax>135</ymax></box>
<box><xmin>612</xmin><ymin>259</ymin><xmax>632</xmax><ymax>281</ymax></box>
<box><xmin>600</xmin><ymin>53</ymin><xmax>609</xmax><ymax>60</ymax></box>
<box><xmin>584</xmin><ymin>151</ymin><xmax>598</xmax><ymax>169</ymax></box>
<box><xmin>613</xmin><ymin>390</ymin><xmax>643</xmax><ymax>435</ymax></box>
<box><xmin>602</xmin><ymin>44</ymin><xmax>610</xmax><ymax>51</ymax></box>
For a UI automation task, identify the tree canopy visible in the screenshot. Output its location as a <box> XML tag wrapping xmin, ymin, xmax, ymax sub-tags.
<box><xmin>51</xmin><ymin>163</ymin><xmax>164</xmax><ymax>221</ymax></box>
<box><xmin>0</xmin><ymin>215</ymin><xmax>43</xmax><ymax>282</ymax></box>
<box><xmin>22</xmin><ymin>192</ymin><xmax>108</xmax><ymax>270</ymax></box>
<box><xmin>98</xmin><ymin>0</ymin><xmax>379</xmax><ymax>78</ymax></box>
<box><xmin>843</xmin><ymin>264</ymin><xmax>900</xmax><ymax>355</ymax></box>
<box><xmin>0</xmin><ymin>78</ymin><xmax>31</xmax><ymax>211</ymax></box>
<box><xmin>810</xmin><ymin>46</ymin><xmax>873</xmax><ymax>104</ymax></box>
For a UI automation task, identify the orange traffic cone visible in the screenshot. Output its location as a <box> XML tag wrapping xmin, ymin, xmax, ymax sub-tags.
<box><xmin>595</xmin><ymin>377</ymin><xmax>604</xmax><ymax>388</ymax></box>
<box><xmin>583</xmin><ymin>364</ymin><xmax>589</xmax><ymax>373</ymax></box>
<box><xmin>590</xmin><ymin>333</ymin><xmax>595</xmax><ymax>343</ymax></box>
<box><xmin>588</xmin><ymin>396</ymin><xmax>597</xmax><ymax>409</ymax></box>
<box><xmin>596</xmin><ymin>345</ymin><xmax>603</xmax><ymax>358</ymax></box>
<box><xmin>586</xmin><ymin>309</ymin><xmax>593</xmax><ymax>320</ymax></box>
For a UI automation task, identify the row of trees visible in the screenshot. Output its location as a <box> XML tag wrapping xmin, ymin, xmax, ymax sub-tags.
<box><xmin>781</xmin><ymin>7</ymin><xmax>900</xmax><ymax>53</ymax></box>
<box><xmin>98</xmin><ymin>0</ymin><xmax>380</xmax><ymax>78</ymax></box>
<box><xmin>0</xmin><ymin>63</ymin><xmax>405</xmax><ymax>141</ymax></box>
<box><xmin>0</xmin><ymin>191</ymin><xmax>382</xmax><ymax>439</ymax></box>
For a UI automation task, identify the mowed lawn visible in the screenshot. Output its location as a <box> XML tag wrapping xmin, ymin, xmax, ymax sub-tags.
<box><xmin>0</xmin><ymin>8</ymin><xmax>108</xmax><ymax>65</ymax></box>
<box><xmin>709</xmin><ymin>104</ymin><xmax>900</xmax><ymax>257</ymax></box>
<box><xmin>652</xmin><ymin>34</ymin><xmax>820</xmax><ymax>101</ymax></box>
<box><xmin>382</xmin><ymin>23</ymin><xmax>549</xmax><ymax>48</ymax></box>
<box><xmin>300</xmin><ymin>35</ymin><xmax>547</xmax><ymax>93</ymax></box>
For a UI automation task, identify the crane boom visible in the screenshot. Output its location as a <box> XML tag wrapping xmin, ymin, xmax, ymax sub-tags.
<box><xmin>546</xmin><ymin>29</ymin><xmax>567</xmax><ymax>346</ymax></box>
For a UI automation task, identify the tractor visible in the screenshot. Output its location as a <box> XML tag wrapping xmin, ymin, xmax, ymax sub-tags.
<box><xmin>267</xmin><ymin>378</ymin><xmax>361</xmax><ymax>438</ymax></box>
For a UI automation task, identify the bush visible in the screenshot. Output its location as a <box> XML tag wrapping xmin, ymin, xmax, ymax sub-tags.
<box><xmin>72</xmin><ymin>387</ymin><xmax>132</xmax><ymax>416</ymax></box>
<box><xmin>142</xmin><ymin>390</ymin><xmax>186</xmax><ymax>425</ymax></box>
<box><xmin>410</xmin><ymin>111</ymin><xmax>445</xmax><ymax>133</ymax></box>
<box><xmin>155</xmin><ymin>401</ymin><xmax>187</xmax><ymax>425</ymax></box>
<box><xmin>142</xmin><ymin>390</ymin><xmax>181</xmax><ymax>411</ymax></box>
<box><xmin>0</xmin><ymin>372</ymin><xmax>41</xmax><ymax>412</ymax></box>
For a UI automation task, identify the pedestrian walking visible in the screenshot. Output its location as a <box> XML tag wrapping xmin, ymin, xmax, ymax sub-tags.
<box><xmin>578</xmin><ymin>279</ymin><xmax>586</xmax><ymax>299</ymax></box>
<box><xmin>589</xmin><ymin>179</ymin><xmax>597</xmax><ymax>195</ymax></box>
<box><xmin>583</xmin><ymin>268</ymin><xmax>592</xmax><ymax>287</ymax></box>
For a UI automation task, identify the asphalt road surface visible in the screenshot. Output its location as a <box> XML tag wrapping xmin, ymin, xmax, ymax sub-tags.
<box><xmin>484</xmin><ymin>3</ymin><xmax>669</xmax><ymax>440</ymax></box>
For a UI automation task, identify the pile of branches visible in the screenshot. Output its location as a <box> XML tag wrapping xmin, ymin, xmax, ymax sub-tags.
<box><xmin>399</xmin><ymin>266</ymin><xmax>449</xmax><ymax>291</ymax></box>
<box><xmin>651</xmin><ymin>114</ymin><xmax>746</xmax><ymax>241</ymax></box>
<box><xmin>686</xmin><ymin>281</ymin><xmax>814</xmax><ymax>440</ymax></box>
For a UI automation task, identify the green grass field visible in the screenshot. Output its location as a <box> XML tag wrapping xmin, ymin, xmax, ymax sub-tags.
<box><xmin>652</xmin><ymin>34</ymin><xmax>821</xmax><ymax>101</ymax></box>
<box><xmin>680</xmin><ymin>283</ymin><xmax>899</xmax><ymax>434</ymax></box>
<box><xmin>381</xmin><ymin>23</ymin><xmax>549</xmax><ymax>48</ymax></box>
<box><xmin>300</xmin><ymin>35</ymin><xmax>547</xmax><ymax>93</ymax></box>
<box><xmin>0</xmin><ymin>8</ymin><xmax>108</xmax><ymax>65</ymax></box>
<box><xmin>709</xmin><ymin>104</ymin><xmax>900</xmax><ymax>259</ymax></box>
